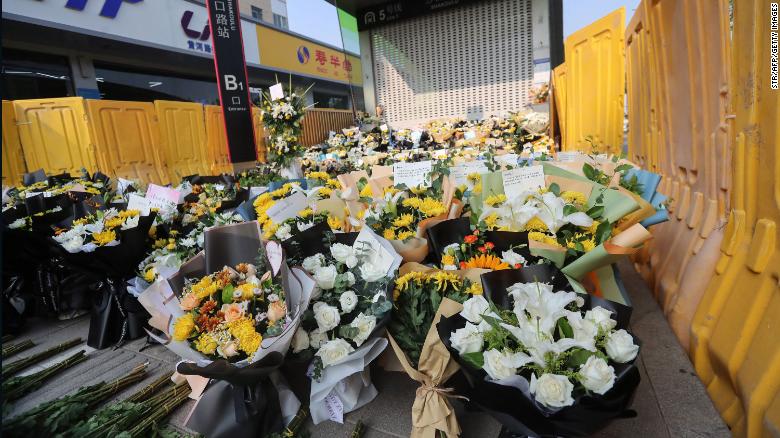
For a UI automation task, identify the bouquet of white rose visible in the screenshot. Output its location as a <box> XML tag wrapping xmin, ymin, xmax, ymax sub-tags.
<box><xmin>437</xmin><ymin>264</ymin><xmax>640</xmax><ymax>437</ymax></box>
<box><xmin>287</xmin><ymin>227</ymin><xmax>402</xmax><ymax>424</ymax></box>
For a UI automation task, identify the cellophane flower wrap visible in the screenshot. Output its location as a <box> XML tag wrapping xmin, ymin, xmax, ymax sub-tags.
<box><xmin>385</xmin><ymin>263</ymin><xmax>484</xmax><ymax>438</ymax></box>
<box><xmin>288</xmin><ymin>227</ymin><xmax>402</xmax><ymax>424</ymax></box>
<box><xmin>437</xmin><ymin>264</ymin><xmax>641</xmax><ymax>437</ymax></box>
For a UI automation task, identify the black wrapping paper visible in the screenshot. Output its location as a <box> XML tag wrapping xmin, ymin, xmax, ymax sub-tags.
<box><xmin>436</xmin><ymin>265</ymin><xmax>640</xmax><ymax>437</ymax></box>
<box><xmin>426</xmin><ymin>217</ymin><xmax>471</xmax><ymax>257</ymax></box>
<box><xmin>87</xmin><ymin>277</ymin><xmax>148</xmax><ymax>349</ymax></box>
<box><xmin>177</xmin><ymin>353</ymin><xmax>286</xmax><ymax>438</ymax></box>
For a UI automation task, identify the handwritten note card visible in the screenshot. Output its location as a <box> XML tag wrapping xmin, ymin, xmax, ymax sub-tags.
<box><xmin>393</xmin><ymin>160</ymin><xmax>432</xmax><ymax>188</ymax></box>
<box><xmin>450</xmin><ymin>161</ymin><xmax>489</xmax><ymax>187</ymax></box>
<box><xmin>269</xmin><ymin>83</ymin><xmax>284</xmax><ymax>101</ymax></box>
<box><xmin>146</xmin><ymin>184</ymin><xmax>180</xmax><ymax>206</ymax></box>
<box><xmin>502</xmin><ymin>165</ymin><xmax>546</xmax><ymax>195</ymax></box>
<box><xmin>266</xmin><ymin>191</ymin><xmax>307</xmax><ymax>223</ymax></box>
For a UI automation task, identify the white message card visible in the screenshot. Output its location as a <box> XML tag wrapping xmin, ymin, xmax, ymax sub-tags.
<box><xmin>266</xmin><ymin>191</ymin><xmax>308</xmax><ymax>224</ymax></box>
<box><xmin>393</xmin><ymin>160</ymin><xmax>432</xmax><ymax>188</ymax></box>
<box><xmin>502</xmin><ymin>165</ymin><xmax>546</xmax><ymax>195</ymax></box>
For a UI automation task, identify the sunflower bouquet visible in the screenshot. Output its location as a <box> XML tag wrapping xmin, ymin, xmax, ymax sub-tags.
<box><xmin>385</xmin><ymin>265</ymin><xmax>483</xmax><ymax>437</ymax></box>
<box><xmin>438</xmin><ymin>227</ymin><xmax>529</xmax><ymax>271</ymax></box>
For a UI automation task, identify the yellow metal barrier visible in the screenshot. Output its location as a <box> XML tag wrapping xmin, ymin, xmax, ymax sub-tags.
<box><xmin>301</xmin><ymin>108</ymin><xmax>354</xmax><ymax>147</ymax></box>
<box><xmin>204</xmin><ymin>105</ymin><xmax>233</xmax><ymax>175</ymax></box>
<box><xmin>551</xmin><ymin>64</ymin><xmax>567</xmax><ymax>148</ymax></box>
<box><xmin>2</xmin><ymin>101</ymin><xmax>26</xmax><ymax>186</ymax></box>
<box><xmin>13</xmin><ymin>97</ymin><xmax>97</xmax><ymax>176</ymax></box>
<box><xmin>689</xmin><ymin>0</ymin><xmax>780</xmax><ymax>436</ymax></box>
<box><xmin>563</xmin><ymin>7</ymin><xmax>625</xmax><ymax>153</ymax></box>
<box><xmin>252</xmin><ymin>107</ymin><xmax>267</xmax><ymax>163</ymax></box>
<box><xmin>154</xmin><ymin>100</ymin><xmax>211</xmax><ymax>181</ymax></box>
<box><xmin>86</xmin><ymin>100</ymin><xmax>169</xmax><ymax>185</ymax></box>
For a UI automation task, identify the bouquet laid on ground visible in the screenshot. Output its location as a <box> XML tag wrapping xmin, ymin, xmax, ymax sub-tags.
<box><xmin>139</xmin><ymin>221</ymin><xmax>314</xmax><ymax>438</ymax></box>
<box><xmin>261</xmin><ymin>81</ymin><xmax>313</xmax><ymax>170</ymax></box>
<box><xmin>51</xmin><ymin>207</ymin><xmax>157</xmax><ymax>349</ymax></box>
<box><xmin>289</xmin><ymin>228</ymin><xmax>402</xmax><ymax>424</ymax></box>
<box><xmin>438</xmin><ymin>265</ymin><xmax>640</xmax><ymax>436</ymax></box>
<box><xmin>385</xmin><ymin>265</ymin><xmax>483</xmax><ymax>438</ymax></box>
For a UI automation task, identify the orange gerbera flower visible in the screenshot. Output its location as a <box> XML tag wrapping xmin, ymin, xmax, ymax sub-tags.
<box><xmin>462</xmin><ymin>254</ymin><xmax>510</xmax><ymax>270</ymax></box>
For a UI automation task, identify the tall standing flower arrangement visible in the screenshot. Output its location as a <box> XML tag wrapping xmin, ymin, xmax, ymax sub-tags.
<box><xmin>261</xmin><ymin>81</ymin><xmax>313</xmax><ymax>171</ymax></box>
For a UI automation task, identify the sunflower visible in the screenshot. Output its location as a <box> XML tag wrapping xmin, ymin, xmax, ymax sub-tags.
<box><xmin>462</xmin><ymin>254</ymin><xmax>510</xmax><ymax>270</ymax></box>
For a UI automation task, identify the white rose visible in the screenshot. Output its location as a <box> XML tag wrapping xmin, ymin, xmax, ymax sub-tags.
<box><xmin>359</xmin><ymin>262</ymin><xmax>386</xmax><ymax>283</ymax></box>
<box><xmin>275</xmin><ymin>223</ymin><xmax>292</xmax><ymax>241</ymax></box>
<box><xmin>482</xmin><ymin>349</ymin><xmax>532</xmax><ymax>380</ymax></box>
<box><xmin>302</xmin><ymin>254</ymin><xmax>325</xmax><ymax>273</ymax></box>
<box><xmin>339</xmin><ymin>290</ymin><xmax>358</xmax><ymax>313</ymax></box>
<box><xmin>460</xmin><ymin>295</ymin><xmax>491</xmax><ymax>324</ymax></box>
<box><xmin>313</xmin><ymin>302</ymin><xmax>341</xmax><ymax>332</ymax></box>
<box><xmin>501</xmin><ymin>249</ymin><xmax>526</xmax><ymax>267</ymax></box>
<box><xmin>314</xmin><ymin>265</ymin><xmax>338</xmax><ymax>290</ymax></box>
<box><xmin>530</xmin><ymin>373</ymin><xmax>575</xmax><ymax>408</ymax></box>
<box><xmin>449</xmin><ymin>322</ymin><xmax>484</xmax><ymax>355</ymax></box>
<box><xmin>330</xmin><ymin>243</ymin><xmax>356</xmax><ymax>267</ymax></box>
<box><xmin>349</xmin><ymin>312</ymin><xmax>376</xmax><ymax>346</ymax></box>
<box><xmin>292</xmin><ymin>328</ymin><xmax>310</xmax><ymax>353</ymax></box>
<box><xmin>62</xmin><ymin>236</ymin><xmax>85</xmax><ymax>253</ymax></box>
<box><xmin>309</xmin><ymin>329</ymin><xmax>327</xmax><ymax>349</ymax></box>
<box><xmin>579</xmin><ymin>356</ymin><xmax>615</xmax><ymax>394</ymax></box>
<box><xmin>316</xmin><ymin>338</ymin><xmax>355</xmax><ymax>367</ymax></box>
<box><xmin>585</xmin><ymin>306</ymin><xmax>617</xmax><ymax>331</ymax></box>
<box><xmin>8</xmin><ymin>218</ymin><xmax>27</xmax><ymax>229</ymax></box>
<box><xmin>343</xmin><ymin>271</ymin><xmax>356</xmax><ymax>286</ymax></box>
<box><xmin>605</xmin><ymin>329</ymin><xmax>639</xmax><ymax>363</ymax></box>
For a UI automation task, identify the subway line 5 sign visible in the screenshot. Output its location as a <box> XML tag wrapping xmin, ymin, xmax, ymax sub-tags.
<box><xmin>256</xmin><ymin>25</ymin><xmax>362</xmax><ymax>86</ymax></box>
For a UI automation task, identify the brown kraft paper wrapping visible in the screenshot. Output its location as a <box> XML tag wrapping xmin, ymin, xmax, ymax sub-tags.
<box><xmin>387</xmin><ymin>297</ymin><xmax>466</xmax><ymax>438</ymax></box>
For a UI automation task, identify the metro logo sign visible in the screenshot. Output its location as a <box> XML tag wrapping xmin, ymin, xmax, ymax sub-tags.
<box><xmin>65</xmin><ymin>0</ymin><xmax>142</xmax><ymax>18</ymax></box>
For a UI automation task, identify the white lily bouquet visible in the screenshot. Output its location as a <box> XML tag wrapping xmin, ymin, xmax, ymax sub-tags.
<box><xmin>437</xmin><ymin>264</ymin><xmax>641</xmax><ymax>436</ymax></box>
<box><xmin>289</xmin><ymin>227</ymin><xmax>402</xmax><ymax>424</ymax></box>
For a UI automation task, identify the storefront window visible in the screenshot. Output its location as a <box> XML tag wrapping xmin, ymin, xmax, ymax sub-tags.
<box><xmin>94</xmin><ymin>64</ymin><xmax>219</xmax><ymax>104</ymax></box>
<box><xmin>313</xmin><ymin>91</ymin><xmax>348</xmax><ymax>110</ymax></box>
<box><xmin>1</xmin><ymin>48</ymin><xmax>73</xmax><ymax>100</ymax></box>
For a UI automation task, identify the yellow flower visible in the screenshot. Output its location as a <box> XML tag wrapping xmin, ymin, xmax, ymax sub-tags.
<box><xmin>392</xmin><ymin>271</ymin><xmax>427</xmax><ymax>300</ymax></box>
<box><xmin>392</xmin><ymin>214</ymin><xmax>414</xmax><ymax>228</ymax></box>
<box><xmin>148</xmin><ymin>225</ymin><xmax>157</xmax><ymax>238</ymax></box>
<box><xmin>524</xmin><ymin>217</ymin><xmax>549</xmax><ymax>232</ymax></box>
<box><xmin>92</xmin><ymin>230</ymin><xmax>117</xmax><ymax>246</ymax></box>
<box><xmin>326</xmin><ymin>179</ymin><xmax>341</xmax><ymax>189</ymax></box>
<box><xmin>228</xmin><ymin>317</ymin><xmax>263</xmax><ymax>356</ymax></box>
<box><xmin>166</xmin><ymin>242</ymin><xmax>176</xmax><ymax>250</ymax></box>
<box><xmin>462</xmin><ymin>254</ymin><xmax>510</xmax><ymax>270</ymax></box>
<box><xmin>582</xmin><ymin>238</ymin><xmax>596</xmax><ymax>252</ymax></box>
<box><xmin>119</xmin><ymin>210</ymin><xmax>140</xmax><ymax>218</ymax></box>
<box><xmin>383</xmin><ymin>228</ymin><xmax>396</xmax><ymax>240</ymax></box>
<box><xmin>383</xmin><ymin>187</ymin><xmax>400</xmax><ymax>196</ymax></box>
<box><xmin>584</xmin><ymin>220</ymin><xmax>600</xmax><ymax>234</ymax></box>
<box><xmin>472</xmin><ymin>183</ymin><xmax>483</xmax><ymax>195</ymax></box>
<box><xmin>402</xmin><ymin>197</ymin><xmax>423</xmax><ymax>209</ymax></box>
<box><xmin>236</xmin><ymin>283</ymin><xmax>255</xmax><ymax>300</ymax></box>
<box><xmin>192</xmin><ymin>276</ymin><xmax>218</xmax><ymax>299</ymax></box>
<box><xmin>561</xmin><ymin>191</ymin><xmax>588</xmax><ymax>206</ymax></box>
<box><xmin>263</xmin><ymin>222</ymin><xmax>279</xmax><ymax>240</ymax></box>
<box><xmin>441</xmin><ymin>254</ymin><xmax>456</xmax><ymax>266</ymax></box>
<box><xmin>528</xmin><ymin>232</ymin><xmax>562</xmax><ymax>247</ymax></box>
<box><xmin>306</xmin><ymin>171</ymin><xmax>329</xmax><ymax>181</ymax></box>
<box><xmin>410</xmin><ymin>186</ymin><xmax>427</xmax><ymax>195</ymax></box>
<box><xmin>483</xmin><ymin>213</ymin><xmax>499</xmax><ymax>229</ymax></box>
<box><xmin>419</xmin><ymin>198</ymin><xmax>446</xmax><ymax>217</ymax></box>
<box><xmin>396</xmin><ymin>230</ymin><xmax>415</xmax><ymax>241</ymax></box>
<box><xmin>194</xmin><ymin>333</ymin><xmax>217</xmax><ymax>355</ymax></box>
<box><xmin>467</xmin><ymin>282</ymin><xmax>483</xmax><ymax>295</ymax></box>
<box><xmin>318</xmin><ymin>187</ymin><xmax>333</xmax><ymax>198</ymax></box>
<box><xmin>143</xmin><ymin>267</ymin><xmax>156</xmax><ymax>283</ymax></box>
<box><xmin>485</xmin><ymin>194</ymin><xmax>507</xmax><ymax>207</ymax></box>
<box><xmin>104</xmin><ymin>217</ymin><xmax>123</xmax><ymax>229</ymax></box>
<box><xmin>172</xmin><ymin>314</ymin><xmax>196</xmax><ymax>341</ymax></box>
<box><xmin>327</xmin><ymin>215</ymin><xmax>343</xmax><ymax>231</ymax></box>
<box><xmin>359</xmin><ymin>184</ymin><xmax>373</xmax><ymax>198</ymax></box>
<box><xmin>429</xmin><ymin>271</ymin><xmax>461</xmax><ymax>291</ymax></box>
<box><xmin>467</xmin><ymin>173</ymin><xmax>482</xmax><ymax>184</ymax></box>
<box><xmin>299</xmin><ymin>208</ymin><xmax>314</xmax><ymax>218</ymax></box>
